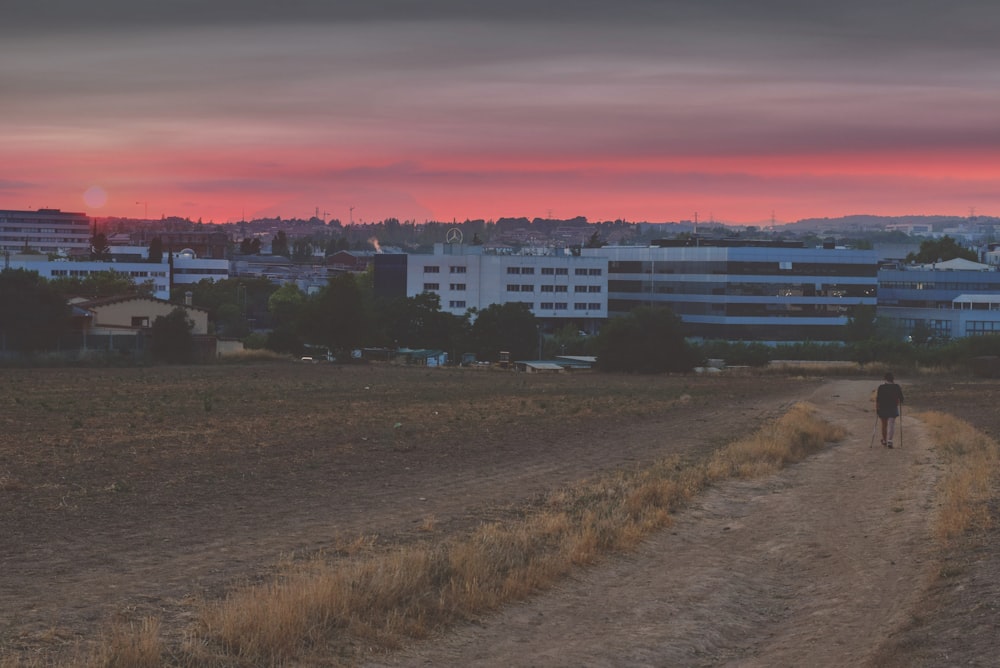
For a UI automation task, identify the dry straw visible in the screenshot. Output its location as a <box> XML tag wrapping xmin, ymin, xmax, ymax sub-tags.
<box><xmin>920</xmin><ymin>411</ymin><xmax>1000</xmax><ymax>541</ymax></box>
<box><xmin>86</xmin><ymin>402</ymin><xmax>845</xmax><ymax>667</ymax></box>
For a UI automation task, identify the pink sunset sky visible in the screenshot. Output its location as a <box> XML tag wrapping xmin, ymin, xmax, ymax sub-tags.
<box><xmin>3</xmin><ymin>1</ymin><xmax>1000</xmax><ymax>225</ymax></box>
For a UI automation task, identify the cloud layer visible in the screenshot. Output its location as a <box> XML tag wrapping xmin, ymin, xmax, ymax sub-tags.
<box><xmin>3</xmin><ymin>1</ymin><xmax>1000</xmax><ymax>223</ymax></box>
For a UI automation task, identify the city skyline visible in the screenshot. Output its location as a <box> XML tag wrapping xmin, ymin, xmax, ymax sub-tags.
<box><xmin>4</xmin><ymin>1</ymin><xmax>1000</xmax><ymax>225</ymax></box>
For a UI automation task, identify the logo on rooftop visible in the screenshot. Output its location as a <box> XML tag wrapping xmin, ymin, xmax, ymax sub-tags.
<box><xmin>446</xmin><ymin>228</ymin><xmax>463</xmax><ymax>244</ymax></box>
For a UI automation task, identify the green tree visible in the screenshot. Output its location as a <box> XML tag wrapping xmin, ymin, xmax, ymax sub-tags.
<box><xmin>49</xmin><ymin>270</ymin><xmax>136</xmax><ymax>300</ymax></box>
<box><xmin>375</xmin><ymin>292</ymin><xmax>468</xmax><ymax>351</ymax></box>
<box><xmin>299</xmin><ymin>273</ymin><xmax>369</xmax><ymax>357</ymax></box>
<box><xmin>905</xmin><ymin>235</ymin><xmax>978</xmax><ymax>264</ymax></box>
<box><xmin>147</xmin><ymin>237</ymin><xmax>164</xmax><ymax>262</ymax></box>
<box><xmin>0</xmin><ymin>268</ymin><xmax>70</xmax><ymax>352</ymax></box>
<box><xmin>266</xmin><ymin>282</ymin><xmax>306</xmax><ymax>353</ymax></box>
<box><xmin>844</xmin><ymin>304</ymin><xmax>877</xmax><ymax>342</ymax></box>
<box><xmin>595</xmin><ymin>306</ymin><xmax>696</xmax><ymax>373</ymax></box>
<box><xmin>271</xmin><ymin>230</ymin><xmax>289</xmax><ymax>257</ymax></box>
<box><xmin>150</xmin><ymin>307</ymin><xmax>195</xmax><ymax>363</ymax></box>
<box><xmin>292</xmin><ymin>239</ymin><xmax>314</xmax><ymax>261</ymax></box>
<box><xmin>90</xmin><ymin>229</ymin><xmax>110</xmax><ymax>260</ymax></box>
<box><xmin>469</xmin><ymin>302</ymin><xmax>538</xmax><ymax>362</ymax></box>
<box><xmin>176</xmin><ymin>278</ymin><xmax>277</xmax><ymax>337</ymax></box>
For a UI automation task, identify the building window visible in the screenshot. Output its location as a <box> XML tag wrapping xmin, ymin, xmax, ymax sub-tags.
<box><xmin>555</xmin><ymin>268</ymin><xmax>568</xmax><ymax>275</ymax></box>
<box><xmin>520</xmin><ymin>284</ymin><xmax>534</xmax><ymax>292</ymax></box>
<box><xmin>449</xmin><ymin>300</ymin><xmax>466</xmax><ymax>308</ymax></box>
<box><xmin>588</xmin><ymin>285</ymin><xmax>602</xmax><ymax>293</ymax></box>
<box><xmin>589</xmin><ymin>302</ymin><xmax>602</xmax><ymax>310</ymax></box>
<box><xmin>521</xmin><ymin>267</ymin><xmax>535</xmax><ymax>275</ymax></box>
<box><xmin>575</xmin><ymin>268</ymin><xmax>588</xmax><ymax>276</ymax></box>
<box><xmin>507</xmin><ymin>284</ymin><xmax>520</xmax><ymax>292</ymax></box>
<box><xmin>542</xmin><ymin>267</ymin><xmax>555</xmax><ymax>275</ymax></box>
<box><xmin>555</xmin><ymin>285</ymin><xmax>568</xmax><ymax>293</ymax></box>
<box><xmin>449</xmin><ymin>283</ymin><xmax>466</xmax><ymax>291</ymax></box>
<box><xmin>424</xmin><ymin>265</ymin><xmax>440</xmax><ymax>273</ymax></box>
<box><xmin>574</xmin><ymin>285</ymin><xmax>587</xmax><ymax>293</ymax></box>
<box><xmin>449</xmin><ymin>265</ymin><xmax>467</xmax><ymax>273</ymax></box>
<box><xmin>506</xmin><ymin>267</ymin><xmax>521</xmax><ymax>274</ymax></box>
<box><xmin>423</xmin><ymin>283</ymin><xmax>439</xmax><ymax>291</ymax></box>
<box><xmin>541</xmin><ymin>285</ymin><xmax>555</xmax><ymax>292</ymax></box>
<box><xmin>554</xmin><ymin>302</ymin><xmax>568</xmax><ymax>310</ymax></box>
<box><xmin>574</xmin><ymin>303</ymin><xmax>588</xmax><ymax>310</ymax></box>
<box><xmin>541</xmin><ymin>302</ymin><xmax>554</xmax><ymax>309</ymax></box>
<box><xmin>131</xmin><ymin>317</ymin><xmax>150</xmax><ymax>328</ymax></box>
<box><xmin>588</xmin><ymin>268</ymin><xmax>602</xmax><ymax>276</ymax></box>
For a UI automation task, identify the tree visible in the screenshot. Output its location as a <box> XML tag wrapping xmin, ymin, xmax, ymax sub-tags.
<box><xmin>595</xmin><ymin>306</ymin><xmax>696</xmax><ymax>373</ymax></box>
<box><xmin>469</xmin><ymin>302</ymin><xmax>538</xmax><ymax>362</ymax></box>
<box><xmin>584</xmin><ymin>230</ymin><xmax>606</xmax><ymax>248</ymax></box>
<box><xmin>266</xmin><ymin>283</ymin><xmax>306</xmax><ymax>354</ymax></box>
<box><xmin>150</xmin><ymin>307</ymin><xmax>195</xmax><ymax>363</ymax></box>
<box><xmin>271</xmin><ymin>230</ymin><xmax>289</xmax><ymax>257</ymax></box>
<box><xmin>844</xmin><ymin>304</ymin><xmax>877</xmax><ymax>342</ymax></box>
<box><xmin>905</xmin><ymin>235</ymin><xmax>978</xmax><ymax>264</ymax></box>
<box><xmin>147</xmin><ymin>237</ymin><xmax>164</xmax><ymax>262</ymax></box>
<box><xmin>239</xmin><ymin>237</ymin><xmax>261</xmax><ymax>255</ymax></box>
<box><xmin>90</xmin><ymin>228</ymin><xmax>110</xmax><ymax>260</ymax></box>
<box><xmin>0</xmin><ymin>268</ymin><xmax>70</xmax><ymax>352</ymax></box>
<box><xmin>49</xmin><ymin>270</ymin><xmax>136</xmax><ymax>300</ymax></box>
<box><xmin>292</xmin><ymin>239</ymin><xmax>314</xmax><ymax>261</ymax></box>
<box><xmin>299</xmin><ymin>273</ymin><xmax>369</xmax><ymax>357</ymax></box>
<box><xmin>375</xmin><ymin>292</ymin><xmax>468</xmax><ymax>351</ymax></box>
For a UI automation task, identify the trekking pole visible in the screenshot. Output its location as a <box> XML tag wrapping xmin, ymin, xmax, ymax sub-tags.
<box><xmin>870</xmin><ymin>414</ymin><xmax>880</xmax><ymax>448</ymax></box>
<box><xmin>898</xmin><ymin>402</ymin><xmax>903</xmax><ymax>449</ymax></box>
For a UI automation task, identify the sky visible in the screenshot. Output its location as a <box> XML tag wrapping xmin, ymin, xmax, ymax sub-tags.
<box><xmin>4</xmin><ymin>1</ymin><xmax>1000</xmax><ymax>225</ymax></box>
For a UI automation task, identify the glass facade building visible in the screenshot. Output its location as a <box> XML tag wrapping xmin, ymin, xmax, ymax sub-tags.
<box><xmin>585</xmin><ymin>241</ymin><xmax>878</xmax><ymax>341</ymax></box>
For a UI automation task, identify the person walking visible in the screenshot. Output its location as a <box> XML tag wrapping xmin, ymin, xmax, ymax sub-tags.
<box><xmin>875</xmin><ymin>372</ymin><xmax>905</xmax><ymax>448</ymax></box>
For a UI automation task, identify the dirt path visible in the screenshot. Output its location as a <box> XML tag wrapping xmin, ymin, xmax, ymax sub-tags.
<box><xmin>367</xmin><ymin>379</ymin><xmax>941</xmax><ymax>667</ymax></box>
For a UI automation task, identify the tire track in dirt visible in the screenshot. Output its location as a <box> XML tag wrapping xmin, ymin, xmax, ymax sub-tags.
<box><xmin>365</xmin><ymin>380</ymin><xmax>940</xmax><ymax>667</ymax></box>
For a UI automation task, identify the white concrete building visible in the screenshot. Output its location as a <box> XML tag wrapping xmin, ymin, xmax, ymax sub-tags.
<box><xmin>7</xmin><ymin>257</ymin><xmax>171</xmax><ymax>299</ymax></box>
<box><xmin>379</xmin><ymin>243</ymin><xmax>607</xmax><ymax>331</ymax></box>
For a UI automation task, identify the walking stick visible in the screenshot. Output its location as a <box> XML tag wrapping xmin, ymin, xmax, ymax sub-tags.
<box><xmin>898</xmin><ymin>402</ymin><xmax>903</xmax><ymax>449</ymax></box>
<box><xmin>870</xmin><ymin>414</ymin><xmax>880</xmax><ymax>448</ymax></box>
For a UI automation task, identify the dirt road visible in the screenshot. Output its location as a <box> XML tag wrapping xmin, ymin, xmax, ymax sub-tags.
<box><xmin>367</xmin><ymin>379</ymin><xmax>939</xmax><ymax>667</ymax></box>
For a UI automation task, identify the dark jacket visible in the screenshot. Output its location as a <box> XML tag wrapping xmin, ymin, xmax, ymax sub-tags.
<box><xmin>876</xmin><ymin>382</ymin><xmax>904</xmax><ymax>418</ymax></box>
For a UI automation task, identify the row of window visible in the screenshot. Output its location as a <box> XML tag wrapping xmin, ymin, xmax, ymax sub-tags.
<box><xmin>424</xmin><ymin>283</ymin><xmax>468</xmax><ymax>291</ymax></box>
<box><xmin>423</xmin><ymin>265</ymin><xmax>605</xmax><ymax>276</ymax></box>
<box><xmin>607</xmin><ymin>280</ymin><xmax>875</xmax><ymax>298</ymax></box>
<box><xmin>507</xmin><ymin>285</ymin><xmax>603</xmax><ymax>293</ymax></box>
<box><xmin>49</xmin><ymin>269</ymin><xmax>168</xmax><ymax>278</ymax></box>
<box><xmin>423</xmin><ymin>265</ymin><xmax>467</xmax><ymax>274</ymax></box>
<box><xmin>881</xmin><ymin>280</ymin><xmax>1000</xmax><ymax>291</ymax></box>
<box><xmin>608</xmin><ymin>260</ymin><xmax>876</xmax><ymax>278</ymax></box>
<box><xmin>441</xmin><ymin>300</ymin><xmax>602</xmax><ymax>312</ymax></box>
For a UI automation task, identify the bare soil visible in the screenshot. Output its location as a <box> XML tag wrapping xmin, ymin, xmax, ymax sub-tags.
<box><xmin>1</xmin><ymin>366</ymin><xmax>998</xmax><ymax>666</ymax></box>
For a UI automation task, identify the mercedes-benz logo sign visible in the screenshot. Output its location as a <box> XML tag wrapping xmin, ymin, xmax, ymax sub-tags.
<box><xmin>446</xmin><ymin>228</ymin><xmax>463</xmax><ymax>244</ymax></box>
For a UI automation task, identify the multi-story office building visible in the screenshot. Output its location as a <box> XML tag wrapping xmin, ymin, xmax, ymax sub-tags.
<box><xmin>7</xmin><ymin>256</ymin><xmax>171</xmax><ymax>299</ymax></box>
<box><xmin>375</xmin><ymin>243</ymin><xmax>607</xmax><ymax>332</ymax></box>
<box><xmin>0</xmin><ymin>208</ymin><xmax>91</xmax><ymax>256</ymax></box>
<box><xmin>878</xmin><ymin>258</ymin><xmax>1000</xmax><ymax>339</ymax></box>
<box><xmin>585</xmin><ymin>240</ymin><xmax>878</xmax><ymax>341</ymax></box>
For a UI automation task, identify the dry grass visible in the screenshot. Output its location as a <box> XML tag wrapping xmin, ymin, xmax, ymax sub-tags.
<box><xmin>706</xmin><ymin>402</ymin><xmax>847</xmax><ymax>479</ymax></box>
<box><xmin>87</xmin><ymin>401</ymin><xmax>845</xmax><ymax>667</ymax></box>
<box><xmin>920</xmin><ymin>411</ymin><xmax>1000</xmax><ymax>542</ymax></box>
